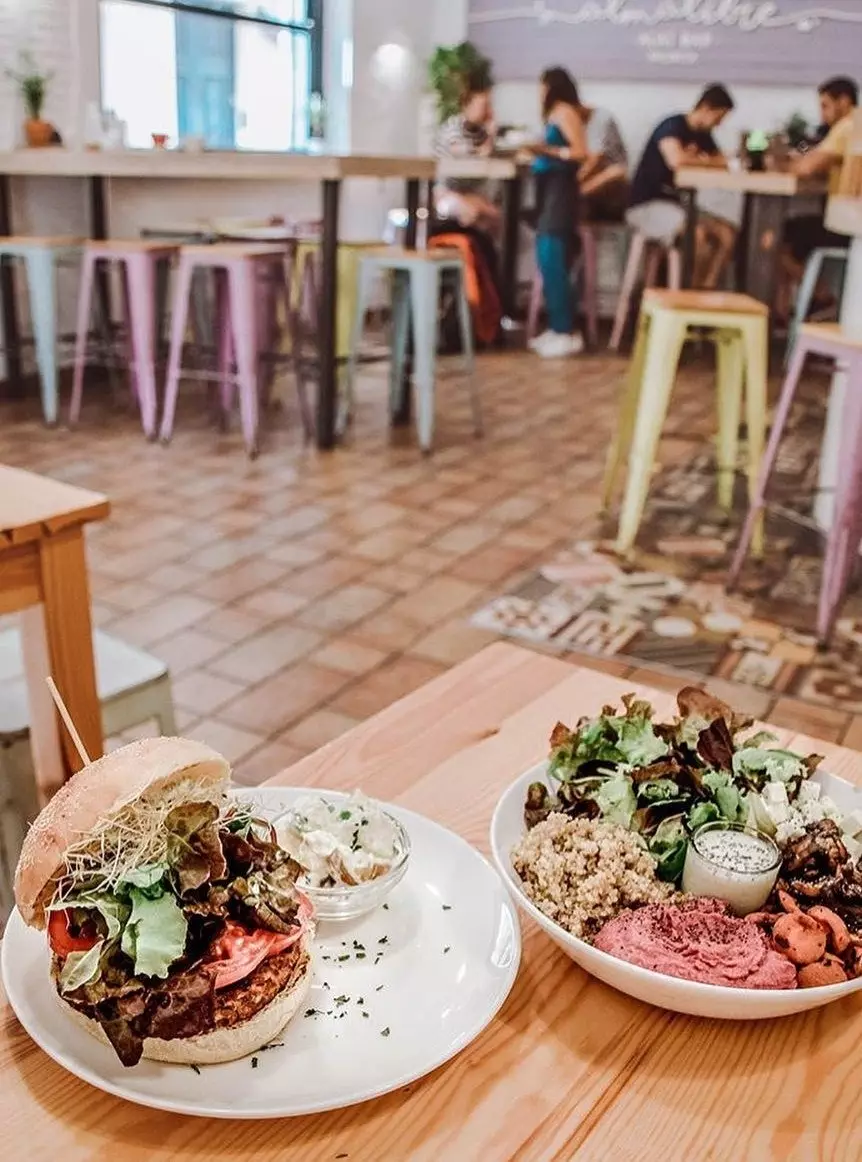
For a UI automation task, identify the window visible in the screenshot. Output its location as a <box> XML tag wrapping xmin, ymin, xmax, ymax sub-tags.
<box><xmin>100</xmin><ymin>1</ymin><xmax>322</xmax><ymax>151</ymax></box>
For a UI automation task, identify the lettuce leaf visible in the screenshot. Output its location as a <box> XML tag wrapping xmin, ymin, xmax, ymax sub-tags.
<box><xmin>649</xmin><ymin>818</ymin><xmax>688</xmax><ymax>883</ymax></box>
<box><xmin>120</xmin><ymin>888</ymin><xmax>188</xmax><ymax>979</ymax></box>
<box><xmin>614</xmin><ymin>715</ymin><xmax>668</xmax><ymax>768</ymax></box>
<box><xmin>687</xmin><ymin>800</ymin><xmax>721</xmax><ymax>832</ymax></box>
<box><xmin>59</xmin><ymin>940</ymin><xmax>105</xmax><ymax>994</ymax></box>
<box><xmin>48</xmin><ymin>893</ymin><xmax>129</xmax><ymax>943</ymax></box>
<box><xmin>702</xmin><ymin>769</ymin><xmax>746</xmax><ymax>822</ymax></box>
<box><xmin>638</xmin><ymin>779</ymin><xmax>680</xmax><ymax>804</ymax></box>
<box><xmin>732</xmin><ymin>747</ymin><xmax>806</xmax><ymax>787</ymax></box>
<box><xmin>548</xmin><ymin>695</ymin><xmax>668</xmax><ymax>781</ymax></box>
<box><xmin>594</xmin><ymin>777</ymin><xmax>637</xmax><ymax>828</ymax></box>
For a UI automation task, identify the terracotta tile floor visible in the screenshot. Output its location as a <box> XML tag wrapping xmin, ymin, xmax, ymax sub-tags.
<box><xmin>1</xmin><ymin>348</ymin><xmax>858</xmax><ymax>785</ymax></box>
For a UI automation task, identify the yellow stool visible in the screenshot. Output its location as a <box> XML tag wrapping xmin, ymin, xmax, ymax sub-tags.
<box><xmin>294</xmin><ymin>240</ymin><xmax>384</xmax><ymax>360</ymax></box>
<box><xmin>603</xmin><ymin>290</ymin><xmax>769</xmax><ymax>556</ymax></box>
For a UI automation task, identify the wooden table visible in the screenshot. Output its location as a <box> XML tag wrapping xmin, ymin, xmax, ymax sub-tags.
<box><xmin>0</xmin><ymin>149</ymin><xmax>436</xmax><ymax>450</ymax></box>
<box><xmin>0</xmin><ymin>465</ymin><xmax>108</xmax><ymax>800</ymax></box>
<box><xmin>676</xmin><ymin>167</ymin><xmax>828</xmax><ymax>313</ymax></box>
<box><xmin>2</xmin><ymin>641</ymin><xmax>861</xmax><ymax>1159</ymax></box>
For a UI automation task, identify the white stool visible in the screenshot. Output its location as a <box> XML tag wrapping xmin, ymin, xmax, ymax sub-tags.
<box><xmin>0</xmin><ymin>629</ymin><xmax>177</xmax><ymax>924</ymax></box>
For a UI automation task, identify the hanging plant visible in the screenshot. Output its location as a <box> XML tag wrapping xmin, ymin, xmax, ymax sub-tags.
<box><xmin>428</xmin><ymin>42</ymin><xmax>494</xmax><ymax>124</ymax></box>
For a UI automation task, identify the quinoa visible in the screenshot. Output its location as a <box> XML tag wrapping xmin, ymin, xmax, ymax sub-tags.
<box><xmin>511</xmin><ymin>813</ymin><xmax>675</xmax><ymax>939</ymax></box>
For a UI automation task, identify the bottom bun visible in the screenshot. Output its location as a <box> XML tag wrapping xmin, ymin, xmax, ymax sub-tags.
<box><xmin>58</xmin><ymin>940</ymin><xmax>313</xmax><ymax>1066</ymax></box>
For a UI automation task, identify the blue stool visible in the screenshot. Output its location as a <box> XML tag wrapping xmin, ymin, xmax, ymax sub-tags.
<box><xmin>0</xmin><ymin>236</ymin><xmax>83</xmax><ymax>424</ymax></box>
<box><xmin>346</xmin><ymin>247</ymin><xmax>480</xmax><ymax>453</ymax></box>
<box><xmin>786</xmin><ymin>246</ymin><xmax>848</xmax><ymax>364</ymax></box>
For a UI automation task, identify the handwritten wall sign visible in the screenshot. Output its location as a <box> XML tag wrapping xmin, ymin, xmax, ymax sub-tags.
<box><xmin>468</xmin><ymin>1</ymin><xmax>862</xmax><ymax>85</ymax></box>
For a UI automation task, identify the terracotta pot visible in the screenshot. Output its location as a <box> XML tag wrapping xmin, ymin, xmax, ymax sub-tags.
<box><xmin>24</xmin><ymin>119</ymin><xmax>54</xmax><ymax>148</ymax></box>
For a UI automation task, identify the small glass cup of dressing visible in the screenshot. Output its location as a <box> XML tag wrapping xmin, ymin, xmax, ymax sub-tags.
<box><xmin>682</xmin><ymin>822</ymin><xmax>781</xmax><ymax>916</ymax></box>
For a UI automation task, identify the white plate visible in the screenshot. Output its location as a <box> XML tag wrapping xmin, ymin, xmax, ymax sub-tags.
<box><xmin>2</xmin><ymin>788</ymin><xmax>520</xmax><ymax>1118</ymax></box>
<box><xmin>491</xmin><ymin>763</ymin><xmax>862</xmax><ymax>1020</ymax></box>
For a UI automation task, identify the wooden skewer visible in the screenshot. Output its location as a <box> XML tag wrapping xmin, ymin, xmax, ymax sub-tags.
<box><xmin>46</xmin><ymin>677</ymin><xmax>92</xmax><ymax>767</ymax></box>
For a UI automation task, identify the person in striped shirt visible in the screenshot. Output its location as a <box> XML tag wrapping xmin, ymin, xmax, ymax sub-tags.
<box><xmin>434</xmin><ymin>74</ymin><xmax>501</xmax><ymax>236</ymax></box>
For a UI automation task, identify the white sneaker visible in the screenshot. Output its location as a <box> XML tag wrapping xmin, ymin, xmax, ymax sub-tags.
<box><xmin>528</xmin><ymin>329</ymin><xmax>553</xmax><ymax>351</ymax></box>
<box><xmin>537</xmin><ymin>332</ymin><xmax>584</xmax><ymax>359</ymax></box>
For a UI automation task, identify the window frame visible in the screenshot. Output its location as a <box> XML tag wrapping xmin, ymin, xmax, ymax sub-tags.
<box><xmin>99</xmin><ymin>0</ymin><xmax>323</xmax><ymax>149</ymax></box>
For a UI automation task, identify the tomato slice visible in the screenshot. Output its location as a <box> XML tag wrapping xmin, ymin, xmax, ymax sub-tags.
<box><xmin>48</xmin><ymin>909</ymin><xmax>100</xmax><ymax>958</ymax></box>
<box><xmin>206</xmin><ymin>920</ymin><xmax>305</xmax><ymax>991</ymax></box>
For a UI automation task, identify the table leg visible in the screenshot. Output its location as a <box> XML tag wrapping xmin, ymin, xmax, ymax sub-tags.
<box><xmin>393</xmin><ymin>177</ymin><xmax>422</xmax><ymax>428</ymax></box>
<box><xmin>316</xmin><ymin>177</ymin><xmax>340</xmax><ymax>450</ymax></box>
<box><xmin>89</xmin><ymin>175</ymin><xmax>113</xmax><ymax>336</ymax></box>
<box><xmin>19</xmin><ymin>605</ymin><xmax>66</xmax><ymax>806</ymax></box>
<box><xmin>500</xmin><ymin>174</ymin><xmax>523</xmax><ymax>321</ymax></box>
<box><xmin>39</xmin><ymin>528</ymin><xmax>103</xmax><ymax>778</ymax></box>
<box><xmin>742</xmin><ymin>193</ymin><xmax>786</xmax><ymax>313</ymax></box>
<box><xmin>0</xmin><ymin>172</ymin><xmax>23</xmax><ymax>391</ymax></box>
<box><xmin>735</xmin><ymin>192</ymin><xmax>753</xmax><ymax>291</ymax></box>
<box><xmin>680</xmin><ymin>188</ymin><xmax>698</xmax><ymax>289</ymax></box>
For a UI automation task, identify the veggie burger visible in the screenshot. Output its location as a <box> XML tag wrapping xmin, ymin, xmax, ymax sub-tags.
<box><xmin>14</xmin><ymin>738</ymin><xmax>315</xmax><ymax>1067</ymax></box>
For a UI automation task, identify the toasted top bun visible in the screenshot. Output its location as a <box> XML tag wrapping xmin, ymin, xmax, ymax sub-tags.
<box><xmin>14</xmin><ymin>737</ymin><xmax>231</xmax><ymax>929</ymax></box>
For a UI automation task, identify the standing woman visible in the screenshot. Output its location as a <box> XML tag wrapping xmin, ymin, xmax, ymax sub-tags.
<box><xmin>529</xmin><ymin>67</ymin><xmax>587</xmax><ymax>358</ymax></box>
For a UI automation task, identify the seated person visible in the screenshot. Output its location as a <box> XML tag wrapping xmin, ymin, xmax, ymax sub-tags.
<box><xmin>434</xmin><ymin>74</ymin><xmax>501</xmax><ymax>237</ymax></box>
<box><xmin>629</xmin><ymin>84</ymin><xmax>736</xmax><ymax>289</ymax></box>
<box><xmin>778</xmin><ymin>76</ymin><xmax>858</xmax><ymax>318</ymax></box>
<box><xmin>579</xmin><ymin>105</ymin><xmax>629</xmax><ymax>221</ymax></box>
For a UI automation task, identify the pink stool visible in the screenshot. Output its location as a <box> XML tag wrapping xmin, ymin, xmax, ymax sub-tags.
<box><xmin>70</xmin><ymin>240</ymin><xmax>179</xmax><ymax>437</ymax></box>
<box><xmin>527</xmin><ymin>222</ymin><xmax>599</xmax><ymax>347</ymax></box>
<box><xmin>729</xmin><ymin>323</ymin><xmax>862</xmax><ymax>644</ymax></box>
<box><xmin>609</xmin><ymin>202</ymin><xmax>685</xmax><ymax>352</ymax></box>
<box><xmin>159</xmin><ymin>243</ymin><xmax>292</xmax><ymax>458</ymax></box>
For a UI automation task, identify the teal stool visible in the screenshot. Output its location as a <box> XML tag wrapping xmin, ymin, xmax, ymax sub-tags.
<box><xmin>0</xmin><ymin>235</ymin><xmax>83</xmax><ymax>424</ymax></box>
<box><xmin>786</xmin><ymin>246</ymin><xmax>848</xmax><ymax>365</ymax></box>
<box><xmin>345</xmin><ymin>246</ymin><xmax>480</xmax><ymax>452</ymax></box>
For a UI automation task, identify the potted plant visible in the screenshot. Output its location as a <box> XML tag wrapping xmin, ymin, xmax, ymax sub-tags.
<box><xmin>8</xmin><ymin>54</ymin><xmax>54</xmax><ymax>148</ymax></box>
<box><xmin>428</xmin><ymin>42</ymin><xmax>494</xmax><ymax>124</ymax></box>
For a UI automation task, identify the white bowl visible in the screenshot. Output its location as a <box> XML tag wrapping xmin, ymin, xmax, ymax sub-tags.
<box><xmin>490</xmin><ymin>762</ymin><xmax>862</xmax><ymax>1019</ymax></box>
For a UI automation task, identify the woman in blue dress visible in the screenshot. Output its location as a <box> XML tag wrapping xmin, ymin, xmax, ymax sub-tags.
<box><xmin>529</xmin><ymin>67</ymin><xmax>587</xmax><ymax>359</ymax></box>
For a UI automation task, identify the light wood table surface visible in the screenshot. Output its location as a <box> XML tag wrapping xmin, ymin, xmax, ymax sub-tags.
<box><xmin>2</xmin><ymin>642</ymin><xmax>861</xmax><ymax>1160</ymax></box>
<box><xmin>676</xmin><ymin>167</ymin><xmax>827</xmax><ymax>197</ymax></box>
<box><xmin>0</xmin><ymin>464</ymin><xmax>109</xmax><ymax>799</ymax></box>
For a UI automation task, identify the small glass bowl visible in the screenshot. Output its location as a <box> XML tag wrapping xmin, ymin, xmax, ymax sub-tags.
<box><xmin>294</xmin><ymin>812</ymin><xmax>411</xmax><ymax>924</ymax></box>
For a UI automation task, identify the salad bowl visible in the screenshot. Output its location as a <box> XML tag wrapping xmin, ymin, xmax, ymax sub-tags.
<box><xmin>491</xmin><ymin>762</ymin><xmax>862</xmax><ymax>1020</ymax></box>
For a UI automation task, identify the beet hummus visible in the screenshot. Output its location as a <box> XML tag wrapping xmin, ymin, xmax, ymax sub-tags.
<box><xmin>594</xmin><ymin>897</ymin><xmax>797</xmax><ymax>990</ymax></box>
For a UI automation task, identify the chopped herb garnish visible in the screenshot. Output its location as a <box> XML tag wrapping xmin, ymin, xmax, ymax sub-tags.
<box><xmin>339</xmin><ymin>810</ymin><xmax>352</xmax><ymax>821</ymax></box>
<box><xmin>378</xmin><ymin>936</ymin><xmax>389</xmax><ymax>945</ymax></box>
<box><xmin>374</xmin><ymin>955</ymin><xmax>382</xmax><ymax>966</ymax></box>
<box><xmin>442</xmin><ymin>905</ymin><xmax>452</xmax><ymax>911</ymax></box>
<box><xmin>323</xmin><ymin>982</ymin><xmax>331</xmax><ymax>989</ymax></box>
<box><xmin>375</xmin><ymin>984</ymin><xmax>384</xmax><ymax>992</ymax></box>
<box><xmin>251</xmin><ymin>1057</ymin><xmax>259</xmax><ymax>1069</ymax></box>
<box><xmin>357</xmin><ymin>997</ymin><xmax>365</xmax><ymax>1005</ymax></box>
<box><xmin>261</xmin><ymin>1043</ymin><xmax>284</xmax><ymax>1051</ymax></box>
<box><xmin>355</xmin><ymin>952</ymin><xmax>366</xmax><ymax>960</ymax></box>
<box><xmin>361</xmin><ymin>1011</ymin><xmax>369</xmax><ymax>1018</ymax></box>
<box><xmin>353</xmin><ymin>941</ymin><xmax>365</xmax><ymax>950</ymax></box>
<box><xmin>337</xmin><ymin>954</ymin><xmax>350</xmax><ymax>962</ymax></box>
<box><xmin>304</xmin><ymin>1009</ymin><xmax>319</xmax><ymax>1018</ymax></box>
<box><xmin>189</xmin><ymin>1064</ymin><xmax>201</xmax><ymax>1075</ymax></box>
<box><xmin>334</xmin><ymin>995</ymin><xmax>350</xmax><ymax>1006</ymax></box>
<box><xmin>381</xmin><ymin>1027</ymin><xmax>391</xmax><ymax>1037</ymax></box>
<box><xmin>382</xmin><ymin>903</ymin><xmax>389</xmax><ymax>910</ymax></box>
<box><xmin>443</xmin><ymin>946</ymin><xmax>451</xmax><ymax>954</ymax></box>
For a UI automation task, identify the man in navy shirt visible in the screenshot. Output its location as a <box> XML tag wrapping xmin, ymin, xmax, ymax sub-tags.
<box><xmin>629</xmin><ymin>85</ymin><xmax>735</xmax><ymax>288</ymax></box>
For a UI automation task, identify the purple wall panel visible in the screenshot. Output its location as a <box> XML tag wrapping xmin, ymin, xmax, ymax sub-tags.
<box><xmin>468</xmin><ymin>1</ymin><xmax>862</xmax><ymax>86</ymax></box>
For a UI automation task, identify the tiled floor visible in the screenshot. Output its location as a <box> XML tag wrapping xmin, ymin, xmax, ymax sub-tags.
<box><xmin>1</xmin><ymin>346</ymin><xmax>857</xmax><ymax>785</ymax></box>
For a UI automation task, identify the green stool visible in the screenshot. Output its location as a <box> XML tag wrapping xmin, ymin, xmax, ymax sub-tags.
<box><xmin>0</xmin><ymin>235</ymin><xmax>83</xmax><ymax>424</ymax></box>
<box><xmin>346</xmin><ymin>246</ymin><xmax>480</xmax><ymax>453</ymax></box>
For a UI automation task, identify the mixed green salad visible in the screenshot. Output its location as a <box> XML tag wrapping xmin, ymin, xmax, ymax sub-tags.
<box><xmin>524</xmin><ymin>688</ymin><xmax>822</xmax><ymax>883</ymax></box>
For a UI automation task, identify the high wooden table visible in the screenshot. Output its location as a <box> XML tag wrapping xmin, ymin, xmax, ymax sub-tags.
<box><xmin>0</xmin><ymin>465</ymin><xmax>108</xmax><ymax>800</ymax></box>
<box><xmin>676</xmin><ymin>167</ymin><xmax>828</xmax><ymax>313</ymax></box>
<box><xmin>0</xmin><ymin>149</ymin><xmax>437</xmax><ymax>450</ymax></box>
<box><xmin>2</xmin><ymin>642</ymin><xmax>860</xmax><ymax>1159</ymax></box>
